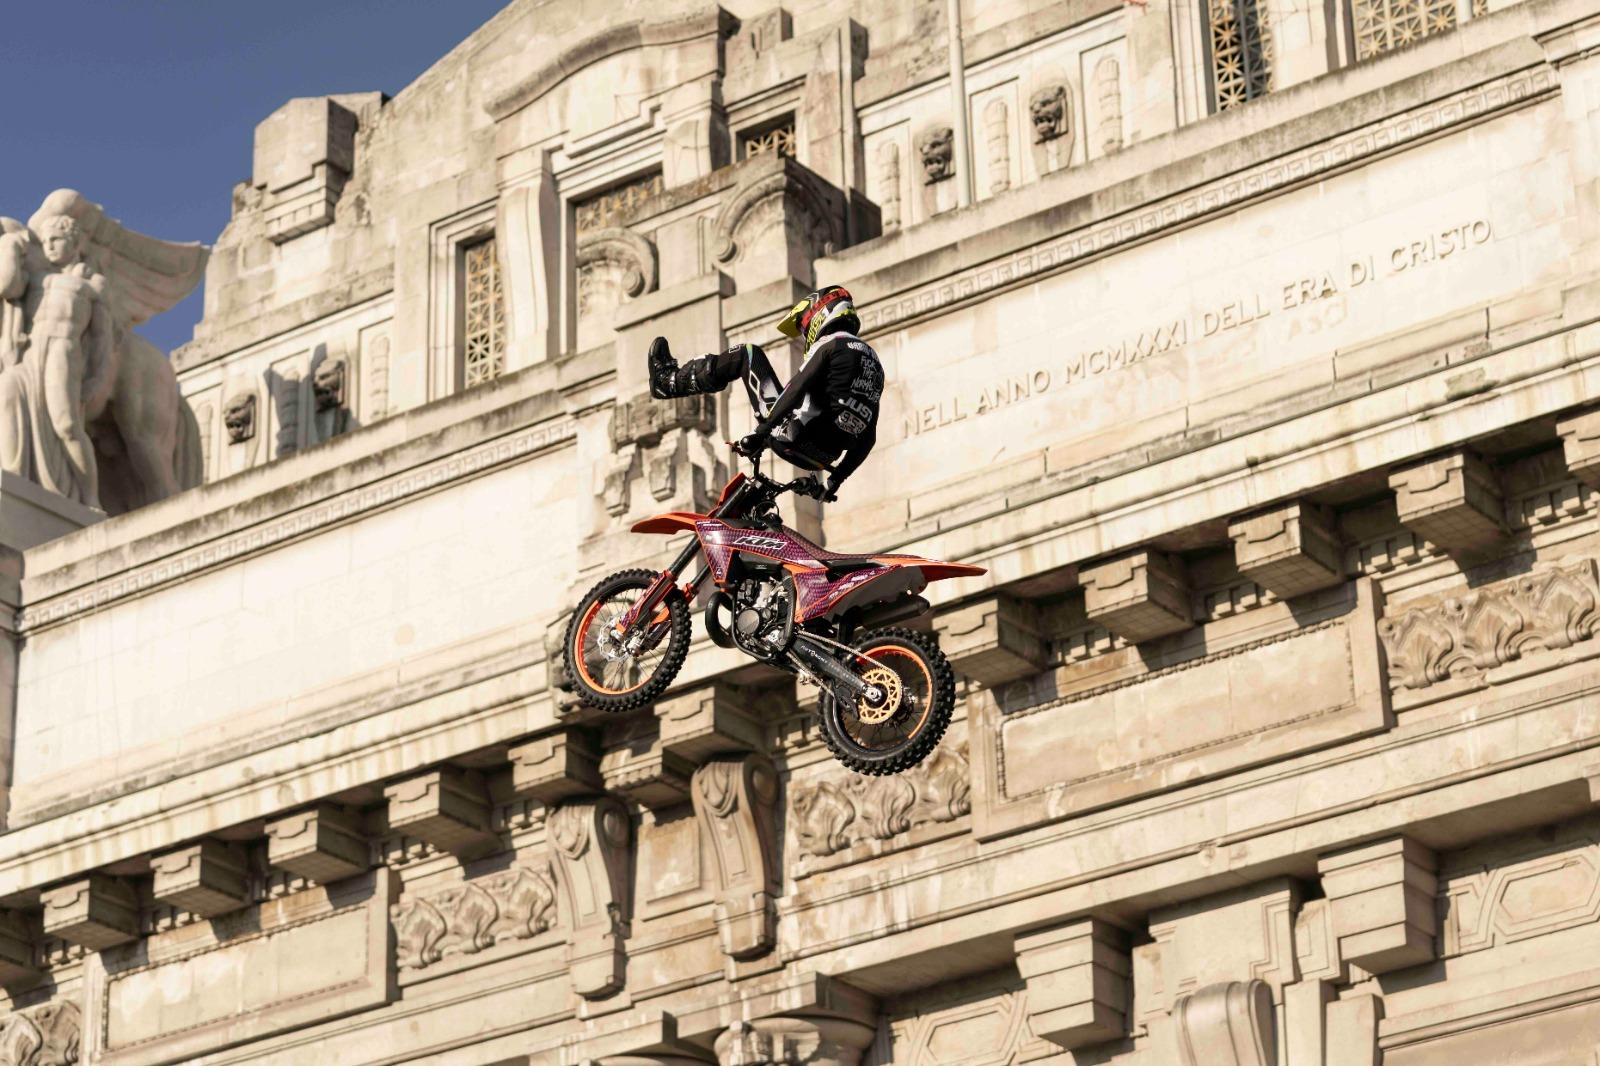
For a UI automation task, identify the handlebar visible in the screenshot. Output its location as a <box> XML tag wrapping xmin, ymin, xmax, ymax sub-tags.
<box><xmin>728</xmin><ymin>438</ymin><xmax>835</xmax><ymax>503</ymax></box>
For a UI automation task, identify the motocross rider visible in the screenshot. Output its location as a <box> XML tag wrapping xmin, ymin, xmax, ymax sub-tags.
<box><xmin>647</xmin><ymin>285</ymin><xmax>882</xmax><ymax>502</ymax></box>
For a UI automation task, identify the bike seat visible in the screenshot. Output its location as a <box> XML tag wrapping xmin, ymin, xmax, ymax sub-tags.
<box><xmin>783</xmin><ymin>529</ymin><xmax>885</xmax><ymax>575</ymax></box>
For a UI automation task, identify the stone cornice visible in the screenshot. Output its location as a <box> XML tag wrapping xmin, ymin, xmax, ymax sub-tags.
<box><xmin>850</xmin><ymin>57</ymin><xmax>1557</xmax><ymax>336</ymax></box>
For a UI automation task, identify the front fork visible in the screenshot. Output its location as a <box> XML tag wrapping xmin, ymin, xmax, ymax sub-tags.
<box><xmin>617</xmin><ymin>537</ymin><xmax>709</xmax><ymax>637</ymax></box>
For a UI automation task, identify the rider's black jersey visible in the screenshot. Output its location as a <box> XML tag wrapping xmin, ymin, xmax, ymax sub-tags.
<box><xmin>751</xmin><ymin>331</ymin><xmax>882</xmax><ymax>484</ymax></box>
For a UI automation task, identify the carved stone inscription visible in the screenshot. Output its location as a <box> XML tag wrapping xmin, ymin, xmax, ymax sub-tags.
<box><xmin>900</xmin><ymin>219</ymin><xmax>1494</xmax><ymax>439</ymax></box>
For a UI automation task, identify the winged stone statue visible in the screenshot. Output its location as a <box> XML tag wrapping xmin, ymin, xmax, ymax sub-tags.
<box><xmin>0</xmin><ymin>189</ymin><xmax>206</xmax><ymax>514</ymax></box>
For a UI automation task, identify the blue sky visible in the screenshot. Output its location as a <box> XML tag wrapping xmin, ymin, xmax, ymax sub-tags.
<box><xmin>0</xmin><ymin>1</ymin><xmax>511</xmax><ymax>353</ymax></box>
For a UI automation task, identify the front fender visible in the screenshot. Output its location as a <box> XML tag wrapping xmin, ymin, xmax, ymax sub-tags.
<box><xmin>631</xmin><ymin>512</ymin><xmax>707</xmax><ymax>535</ymax></box>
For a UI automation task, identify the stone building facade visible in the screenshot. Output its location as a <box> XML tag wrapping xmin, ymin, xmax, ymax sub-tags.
<box><xmin>0</xmin><ymin>0</ymin><xmax>1598</xmax><ymax>1062</ymax></box>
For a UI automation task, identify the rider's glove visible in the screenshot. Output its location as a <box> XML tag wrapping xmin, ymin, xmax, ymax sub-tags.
<box><xmin>822</xmin><ymin>475</ymin><xmax>842</xmax><ymax>503</ymax></box>
<box><xmin>734</xmin><ymin>432</ymin><xmax>768</xmax><ymax>458</ymax></box>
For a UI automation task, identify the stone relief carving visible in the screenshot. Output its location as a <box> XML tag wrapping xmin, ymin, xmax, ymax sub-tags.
<box><xmin>1439</xmin><ymin>820</ymin><xmax>1600</xmax><ymax>957</ymax></box>
<box><xmin>693</xmin><ymin>753</ymin><xmax>780</xmax><ymax>959</ymax></box>
<box><xmin>715</xmin><ymin>1017</ymin><xmax>876</xmax><ymax>1066</ymax></box>
<box><xmin>1093</xmin><ymin>58</ymin><xmax>1125</xmax><ymax>155</ymax></box>
<box><xmin>0</xmin><ymin>189</ymin><xmax>205</xmax><ymax>514</ymax></box>
<box><xmin>917</xmin><ymin>127</ymin><xmax>955</xmax><ymax>185</ymax></box>
<box><xmin>311</xmin><ymin>356</ymin><xmax>353</xmax><ymax>442</ymax></box>
<box><xmin>1173</xmin><ymin>980</ymin><xmax>1275</xmax><ymax>1066</ymax></box>
<box><xmin>548</xmin><ymin>797</ymin><xmax>632</xmax><ymax>998</ymax></box>
<box><xmin>364</xmin><ymin>334</ymin><xmax>390</xmax><ymax>421</ymax></box>
<box><xmin>223</xmin><ymin>390</ymin><xmax>257</xmax><ymax>444</ymax></box>
<box><xmin>602</xmin><ymin>393</ymin><xmax>720</xmax><ymax>519</ymax></box>
<box><xmin>392</xmin><ymin>862</ymin><xmax>558</xmax><ymax>970</ymax></box>
<box><xmin>792</xmin><ymin>744</ymin><xmax>969</xmax><ymax>864</ymax></box>
<box><xmin>1029</xmin><ymin>85</ymin><xmax>1070</xmax><ymax>144</ymax></box>
<box><xmin>0</xmin><ymin>1000</ymin><xmax>79</xmax><ymax>1066</ymax></box>
<box><xmin>984</xmin><ymin>99</ymin><xmax>1011</xmax><ymax>195</ymax></box>
<box><xmin>576</xmin><ymin>227</ymin><xmax>658</xmax><ymax>347</ymax></box>
<box><xmin>1378</xmin><ymin>558</ymin><xmax>1600</xmax><ymax>689</ymax></box>
<box><xmin>313</xmin><ymin>358</ymin><xmax>346</xmax><ymax>412</ymax></box>
<box><xmin>876</xmin><ymin>142</ymin><xmax>902</xmax><ymax>232</ymax></box>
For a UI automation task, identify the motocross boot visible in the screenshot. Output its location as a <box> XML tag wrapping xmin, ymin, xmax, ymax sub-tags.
<box><xmin>648</xmin><ymin>336</ymin><xmax>679</xmax><ymax>399</ymax></box>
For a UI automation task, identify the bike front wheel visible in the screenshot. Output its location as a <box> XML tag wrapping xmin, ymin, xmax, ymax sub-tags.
<box><xmin>817</xmin><ymin>626</ymin><xmax>955</xmax><ymax>776</ymax></box>
<box><xmin>564</xmin><ymin>568</ymin><xmax>690</xmax><ymax>712</ymax></box>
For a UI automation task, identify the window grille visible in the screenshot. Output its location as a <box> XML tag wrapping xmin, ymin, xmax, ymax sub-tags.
<box><xmin>739</xmin><ymin>119</ymin><xmax>797</xmax><ymax>161</ymax></box>
<box><xmin>1207</xmin><ymin>0</ymin><xmax>1273</xmax><ymax>111</ymax></box>
<box><xmin>574</xmin><ymin>172</ymin><xmax>664</xmax><ymax>233</ymax></box>
<box><xmin>462</xmin><ymin>238</ymin><xmax>505</xmax><ymax>387</ymax></box>
<box><xmin>1351</xmin><ymin>0</ymin><xmax>1458</xmax><ymax>59</ymax></box>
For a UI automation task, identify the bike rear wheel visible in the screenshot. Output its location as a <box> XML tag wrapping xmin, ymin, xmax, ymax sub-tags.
<box><xmin>817</xmin><ymin>626</ymin><xmax>955</xmax><ymax>775</ymax></box>
<box><xmin>564</xmin><ymin>568</ymin><xmax>690</xmax><ymax>712</ymax></box>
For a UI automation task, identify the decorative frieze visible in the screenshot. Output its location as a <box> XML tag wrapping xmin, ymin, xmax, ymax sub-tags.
<box><xmin>1437</xmin><ymin>818</ymin><xmax>1600</xmax><ymax>957</ymax></box>
<box><xmin>392</xmin><ymin>863</ymin><xmax>558</xmax><ymax>970</ymax></box>
<box><xmin>1080</xmin><ymin>549</ymin><xmax>1192</xmax><ymax>643</ymax></box>
<box><xmin>384</xmin><ymin>767</ymin><xmax>498</xmax><ymax>859</ymax></box>
<box><xmin>791</xmin><ymin>744</ymin><xmax>970</xmax><ymax>870</ymax></box>
<box><xmin>151</xmin><ymin>839</ymin><xmax>250</xmax><ymax>918</ymax></box>
<box><xmin>1377</xmin><ymin>558</ymin><xmax>1600</xmax><ymax>690</ymax></box>
<box><xmin>1389</xmin><ymin>450</ymin><xmax>1505</xmax><ymax>555</ymax></box>
<box><xmin>1014</xmin><ymin>918</ymin><xmax>1130</xmax><ymax>1050</ymax></box>
<box><xmin>937</xmin><ymin>596</ymin><xmax>1048</xmax><ymax>687</ymax></box>
<box><xmin>1173</xmin><ymin>980</ymin><xmax>1274</xmax><ymax>1066</ymax></box>
<box><xmin>693</xmin><ymin>754</ymin><xmax>780</xmax><ymax>960</ymax></box>
<box><xmin>548</xmin><ymin>797</ymin><xmax>632</xmax><ymax>998</ymax></box>
<box><xmin>1317</xmin><ymin>836</ymin><xmax>1437</xmax><ymax>974</ymax></box>
<box><xmin>1228</xmin><ymin>500</ymin><xmax>1342</xmax><ymax>599</ymax></box>
<box><xmin>266</xmin><ymin>803</ymin><xmax>369</xmax><ymax>884</ymax></box>
<box><xmin>41</xmin><ymin>874</ymin><xmax>138</xmax><ymax>950</ymax></box>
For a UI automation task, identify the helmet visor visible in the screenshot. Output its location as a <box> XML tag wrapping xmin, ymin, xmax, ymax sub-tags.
<box><xmin>775</xmin><ymin>297</ymin><xmax>810</xmax><ymax>339</ymax></box>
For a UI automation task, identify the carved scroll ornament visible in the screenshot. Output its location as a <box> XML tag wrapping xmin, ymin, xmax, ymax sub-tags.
<box><xmin>1174</xmin><ymin>980</ymin><xmax>1274</xmax><ymax>1066</ymax></box>
<box><xmin>1378</xmin><ymin>558</ymin><xmax>1600</xmax><ymax>689</ymax></box>
<box><xmin>0</xmin><ymin>1000</ymin><xmax>79</xmax><ymax>1066</ymax></box>
<box><xmin>712</xmin><ymin>159</ymin><xmax>843</xmax><ymax>265</ymax></box>
<box><xmin>693</xmin><ymin>754</ymin><xmax>780</xmax><ymax>959</ymax></box>
<box><xmin>792</xmin><ymin>744</ymin><xmax>970</xmax><ymax>865</ymax></box>
<box><xmin>392</xmin><ymin>863</ymin><xmax>557</xmax><ymax>970</ymax></box>
<box><xmin>575</xmin><ymin>226</ymin><xmax>658</xmax><ymax>301</ymax></box>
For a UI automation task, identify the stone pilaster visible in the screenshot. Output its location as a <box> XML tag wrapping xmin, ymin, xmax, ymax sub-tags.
<box><xmin>1324</xmin><ymin>992</ymin><xmax>1382</xmax><ymax>1066</ymax></box>
<box><xmin>1228</xmin><ymin>500</ymin><xmax>1343</xmax><ymax>599</ymax></box>
<box><xmin>692</xmin><ymin>754</ymin><xmax>780</xmax><ymax>960</ymax></box>
<box><xmin>1081</xmin><ymin>549</ymin><xmax>1192</xmax><ymax>643</ymax></box>
<box><xmin>1389</xmin><ymin>451</ymin><xmax>1505</xmax><ymax>555</ymax></box>
<box><xmin>1014</xmin><ymin>918</ymin><xmax>1131</xmax><ymax>1051</ymax></box>
<box><xmin>1317</xmin><ymin>836</ymin><xmax>1437</xmax><ymax>974</ymax></box>
<box><xmin>495</xmin><ymin>146</ymin><xmax>563</xmax><ymax>370</ymax></box>
<box><xmin>549</xmin><ymin>796</ymin><xmax>633</xmax><ymax>999</ymax></box>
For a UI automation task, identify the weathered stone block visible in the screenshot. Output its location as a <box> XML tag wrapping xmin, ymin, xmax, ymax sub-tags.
<box><xmin>603</xmin><ymin>748</ymin><xmax>694</xmax><ymax>810</ymax></box>
<box><xmin>658</xmin><ymin>681</ymin><xmax>764</xmax><ymax>764</ymax></box>
<box><xmin>266</xmin><ymin>804</ymin><xmax>369</xmax><ymax>884</ymax></box>
<box><xmin>0</xmin><ymin>911</ymin><xmax>37</xmax><ymax>985</ymax></box>
<box><xmin>151</xmin><ymin>839</ymin><xmax>249</xmax><ymax>918</ymax></box>
<box><xmin>937</xmin><ymin>595</ymin><xmax>1049</xmax><ymax>686</ymax></box>
<box><xmin>1556</xmin><ymin>405</ymin><xmax>1600</xmax><ymax>488</ymax></box>
<box><xmin>1228</xmin><ymin>500</ymin><xmax>1342</xmax><ymax>598</ymax></box>
<box><xmin>509</xmin><ymin>729</ymin><xmax>604</xmax><ymax>805</ymax></box>
<box><xmin>41</xmin><ymin>874</ymin><xmax>138</xmax><ymax>950</ymax></box>
<box><xmin>1014</xmin><ymin>918</ymin><xmax>1130</xmax><ymax>1050</ymax></box>
<box><xmin>384</xmin><ymin>767</ymin><xmax>498</xmax><ymax>858</ymax></box>
<box><xmin>1389</xmin><ymin>451</ymin><xmax>1505</xmax><ymax>554</ymax></box>
<box><xmin>1317</xmin><ymin>836</ymin><xmax>1437</xmax><ymax>974</ymax></box>
<box><xmin>1080</xmin><ymin>549</ymin><xmax>1191</xmax><ymax>643</ymax></box>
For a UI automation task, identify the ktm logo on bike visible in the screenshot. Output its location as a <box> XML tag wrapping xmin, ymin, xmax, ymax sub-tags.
<box><xmin>733</xmin><ymin>535</ymin><xmax>786</xmax><ymax>551</ymax></box>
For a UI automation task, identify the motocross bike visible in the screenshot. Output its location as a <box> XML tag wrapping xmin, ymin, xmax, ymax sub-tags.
<box><xmin>561</xmin><ymin>445</ymin><xmax>985</xmax><ymax>775</ymax></box>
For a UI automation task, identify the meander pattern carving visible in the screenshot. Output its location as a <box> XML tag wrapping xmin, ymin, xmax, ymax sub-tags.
<box><xmin>792</xmin><ymin>744</ymin><xmax>970</xmax><ymax>864</ymax></box>
<box><xmin>1377</xmin><ymin>558</ymin><xmax>1600</xmax><ymax>690</ymax></box>
<box><xmin>0</xmin><ymin>1001</ymin><xmax>78</xmax><ymax>1066</ymax></box>
<box><xmin>391</xmin><ymin>863</ymin><xmax>558</xmax><ymax>970</ymax></box>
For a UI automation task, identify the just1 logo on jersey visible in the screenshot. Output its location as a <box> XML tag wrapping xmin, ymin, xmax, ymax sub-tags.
<box><xmin>733</xmin><ymin>534</ymin><xmax>787</xmax><ymax>552</ymax></box>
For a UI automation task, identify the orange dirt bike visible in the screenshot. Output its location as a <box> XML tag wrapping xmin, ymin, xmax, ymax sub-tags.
<box><xmin>562</xmin><ymin>445</ymin><xmax>985</xmax><ymax>775</ymax></box>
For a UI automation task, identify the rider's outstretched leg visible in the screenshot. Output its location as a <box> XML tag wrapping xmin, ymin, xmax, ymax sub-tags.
<box><xmin>648</xmin><ymin>337</ymin><xmax>746</xmax><ymax>400</ymax></box>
